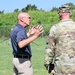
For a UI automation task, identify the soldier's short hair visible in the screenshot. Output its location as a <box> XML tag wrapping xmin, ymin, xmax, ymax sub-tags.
<box><xmin>59</xmin><ymin>4</ymin><xmax>71</xmax><ymax>13</ymax></box>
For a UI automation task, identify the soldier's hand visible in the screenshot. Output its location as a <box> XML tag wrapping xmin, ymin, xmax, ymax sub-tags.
<box><xmin>50</xmin><ymin>70</ymin><xmax>55</xmax><ymax>74</ymax></box>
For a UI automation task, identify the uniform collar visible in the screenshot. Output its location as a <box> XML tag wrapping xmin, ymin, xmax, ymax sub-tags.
<box><xmin>60</xmin><ymin>19</ymin><xmax>73</xmax><ymax>22</ymax></box>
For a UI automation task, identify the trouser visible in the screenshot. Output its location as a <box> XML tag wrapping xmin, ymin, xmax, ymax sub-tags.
<box><xmin>12</xmin><ymin>58</ymin><xmax>33</xmax><ymax>75</ymax></box>
<box><xmin>54</xmin><ymin>73</ymin><xmax>75</xmax><ymax>75</ymax></box>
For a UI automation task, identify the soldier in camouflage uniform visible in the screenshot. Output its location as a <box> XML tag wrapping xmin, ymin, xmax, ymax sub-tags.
<box><xmin>44</xmin><ymin>4</ymin><xmax>75</xmax><ymax>75</ymax></box>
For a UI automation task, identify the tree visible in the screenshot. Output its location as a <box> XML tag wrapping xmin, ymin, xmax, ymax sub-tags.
<box><xmin>14</xmin><ymin>9</ymin><xmax>19</xmax><ymax>12</ymax></box>
<box><xmin>50</xmin><ymin>7</ymin><xmax>59</xmax><ymax>12</ymax></box>
<box><xmin>21</xmin><ymin>4</ymin><xmax>38</xmax><ymax>12</ymax></box>
<box><xmin>0</xmin><ymin>10</ymin><xmax>4</xmax><ymax>14</ymax></box>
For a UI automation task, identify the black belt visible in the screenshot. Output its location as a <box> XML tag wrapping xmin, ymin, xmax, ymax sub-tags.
<box><xmin>14</xmin><ymin>55</ymin><xmax>31</xmax><ymax>59</ymax></box>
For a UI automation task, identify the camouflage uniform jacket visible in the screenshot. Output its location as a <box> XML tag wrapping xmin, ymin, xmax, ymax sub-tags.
<box><xmin>44</xmin><ymin>19</ymin><xmax>75</xmax><ymax>74</ymax></box>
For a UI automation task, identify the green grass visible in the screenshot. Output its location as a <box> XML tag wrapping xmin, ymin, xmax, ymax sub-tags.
<box><xmin>0</xmin><ymin>37</ymin><xmax>50</xmax><ymax>75</ymax></box>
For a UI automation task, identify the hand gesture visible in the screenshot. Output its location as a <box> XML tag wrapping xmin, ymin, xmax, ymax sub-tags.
<box><xmin>34</xmin><ymin>25</ymin><xmax>44</xmax><ymax>36</ymax></box>
<box><xmin>28</xmin><ymin>26</ymin><xmax>36</xmax><ymax>35</ymax></box>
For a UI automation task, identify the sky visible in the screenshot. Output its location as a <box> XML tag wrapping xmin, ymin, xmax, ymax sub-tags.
<box><xmin>0</xmin><ymin>0</ymin><xmax>75</xmax><ymax>13</ymax></box>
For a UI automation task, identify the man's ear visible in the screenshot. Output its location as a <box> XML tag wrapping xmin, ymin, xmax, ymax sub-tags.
<box><xmin>59</xmin><ymin>12</ymin><xmax>62</xmax><ymax>16</ymax></box>
<box><xmin>20</xmin><ymin>18</ymin><xmax>23</xmax><ymax>22</ymax></box>
<box><xmin>70</xmin><ymin>12</ymin><xmax>72</xmax><ymax>17</ymax></box>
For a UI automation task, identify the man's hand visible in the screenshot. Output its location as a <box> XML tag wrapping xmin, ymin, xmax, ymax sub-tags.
<box><xmin>27</xmin><ymin>25</ymin><xmax>44</xmax><ymax>37</ymax></box>
<box><xmin>27</xmin><ymin>26</ymin><xmax>36</xmax><ymax>36</ymax></box>
<box><xmin>34</xmin><ymin>25</ymin><xmax>44</xmax><ymax>36</ymax></box>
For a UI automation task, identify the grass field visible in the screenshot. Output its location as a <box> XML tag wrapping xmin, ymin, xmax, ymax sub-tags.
<box><xmin>0</xmin><ymin>37</ymin><xmax>51</xmax><ymax>75</ymax></box>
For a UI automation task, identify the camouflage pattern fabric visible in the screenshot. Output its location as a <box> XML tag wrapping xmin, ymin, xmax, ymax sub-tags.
<box><xmin>44</xmin><ymin>19</ymin><xmax>75</xmax><ymax>75</ymax></box>
<box><xmin>59</xmin><ymin>4</ymin><xmax>71</xmax><ymax>13</ymax></box>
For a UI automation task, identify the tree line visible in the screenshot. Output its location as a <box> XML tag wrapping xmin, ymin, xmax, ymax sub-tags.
<box><xmin>0</xmin><ymin>3</ymin><xmax>75</xmax><ymax>25</ymax></box>
<box><xmin>0</xmin><ymin>3</ymin><xmax>75</xmax><ymax>37</ymax></box>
